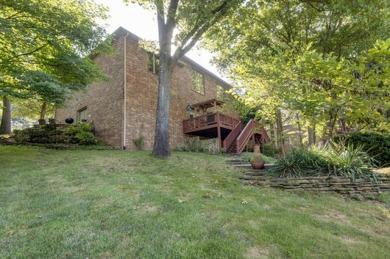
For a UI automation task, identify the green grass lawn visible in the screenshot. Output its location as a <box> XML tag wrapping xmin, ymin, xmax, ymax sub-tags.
<box><xmin>1</xmin><ymin>146</ymin><xmax>390</xmax><ymax>258</ymax></box>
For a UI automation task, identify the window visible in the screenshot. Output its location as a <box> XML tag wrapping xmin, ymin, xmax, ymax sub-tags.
<box><xmin>192</xmin><ymin>70</ymin><xmax>204</xmax><ymax>95</ymax></box>
<box><xmin>216</xmin><ymin>85</ymin><xmax>225</xmax><ymax>99</ymax></box>
<box><xmin>77</xmin><ymin>107</ymin><xmax>87</xmax><ymax>122</ymax></box>
<box><xmin>147</xmin><ymin>52</ymin><xmax>159</xmax><ymax>74</ymax></box>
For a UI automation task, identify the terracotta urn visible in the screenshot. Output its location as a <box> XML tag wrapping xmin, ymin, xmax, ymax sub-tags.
<box><xmin>251</xmin><ymin>144</ymin><xmax>265</xmax><ymax>169</ymax></box>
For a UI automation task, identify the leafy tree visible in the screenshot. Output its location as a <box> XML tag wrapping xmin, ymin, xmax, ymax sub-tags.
<box><xmin>206</xmin><ymin>0</ymin><xmax>389</xmax><ymax>141</ymax></box>
<box><xmin>125</xmin><ymin>0</ymin><xmax>243</xmax><ymax>158</ymax></box>
<box><xmin>0</xmin><ymin>0</ymin><xmax>110</xmax><ymax>131</ymax></box>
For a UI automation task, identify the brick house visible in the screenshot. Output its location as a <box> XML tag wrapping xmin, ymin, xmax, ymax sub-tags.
<box><xmin>56</xmin><ymin>27</ymin><xmax>269</xmax><ymax>152</ymax></box>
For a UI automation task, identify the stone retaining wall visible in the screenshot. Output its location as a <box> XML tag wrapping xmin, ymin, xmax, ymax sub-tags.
<box><xmin>249</xmin><ymin>175</ymin><xmax>390</xmax><ymax>196</ymax></box>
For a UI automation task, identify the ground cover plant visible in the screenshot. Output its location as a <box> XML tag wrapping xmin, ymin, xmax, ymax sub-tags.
<box><xmin>1</xmin><ymin>146</ymin><xmax>390</xmax><ymax>258</ymax></box>
<box><xmin>269</xmin><ymin>144</ymin><xmax>377</xmax><ymax>181</ymax></box>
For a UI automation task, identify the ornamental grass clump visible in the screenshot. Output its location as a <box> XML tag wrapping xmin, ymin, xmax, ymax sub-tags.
<box><xmin>322</xmin><ymin>144</ymin><xmax>377</xmax><ymax>181</ymax></box>
<box><xmin>270</xmin><ymin>144</ymin><xmax>377</xmax><ymax>181</ymax></box>
<box><xmin>269</xmin><ymin>148</ymin><xmax>328</xmax><ymax>178</ymax></box>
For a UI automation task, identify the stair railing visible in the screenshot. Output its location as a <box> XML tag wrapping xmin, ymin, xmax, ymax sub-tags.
<box><xmin>223</xmin><ymin>121</ymin><xmax>242</xmax><ymax>152</ymax></box>
<box><xmin>236</xmin><ymin>120</ymin><xmax>258</xmax><ymax>154</ymax></box>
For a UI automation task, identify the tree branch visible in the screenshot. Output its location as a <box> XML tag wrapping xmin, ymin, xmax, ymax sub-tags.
<box><xmin>172</xmin><ymin>0</ymin><xmax>232</xmax><ymax>63</ymax></box>
<box><xmin>1</xmin><ymin>43</ymin><xmax>50</xmax><ymax>65</ymax></box>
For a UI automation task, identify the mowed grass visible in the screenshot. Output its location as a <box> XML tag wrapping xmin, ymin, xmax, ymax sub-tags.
<box><xmin>1</xmin><ymin>146</ymin><xmax>390</xmax><ymax>258</ymax></box>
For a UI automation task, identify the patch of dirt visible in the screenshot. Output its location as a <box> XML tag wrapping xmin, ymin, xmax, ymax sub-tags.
<box><xmin>248</xmin><ymin>220</ymin><xmax>261</xmax><ymax>229</ymax></box>
<box><xmin>375</xmin><ymin>167</ymin><xmax>390</xmax><ymax>175</ymax></box>
<box><xmin>338</xmin><ymin>235</ymin><xmax>362</xmax><ymax>245</ymax></box>
<box><xmin>132</xmin><ymin>204</ymin><xmax>158</xmax><ymax>213</ymax></box>
<box><xmin>245</xmin><ymin>247</ymin><xmax>270</xmax><ymax>259</ymax></box>
<box><xmin>316</xmin><ymin>210</ymin><xmax>350</xmax><ymax>224</ymax></box>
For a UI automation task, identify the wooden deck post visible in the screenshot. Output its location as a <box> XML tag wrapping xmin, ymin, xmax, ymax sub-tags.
<box><xmin>217</xmin><ymin>113</ymin><xmax>222</xmax><ymax>148</ymax></box>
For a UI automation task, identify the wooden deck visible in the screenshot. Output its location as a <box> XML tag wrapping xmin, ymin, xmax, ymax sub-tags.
<box><xmin>183</xmin><ymin>112</ymin><xmax>240</xmax><ymax>137</ymax></box>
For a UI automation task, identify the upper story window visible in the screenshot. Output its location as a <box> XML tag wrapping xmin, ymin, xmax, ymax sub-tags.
<box><xmin>147</xmin><ymin>52</ymin><xmax>159</xmax><ymax>74</ymax></box>
<box><xmin>216</xmin><ymin>85</ymin><xmax>225</xmax><ymax>99</ymax></box>
<box><xmin>192</xmin><ymin>70</ymin><xmax>204</xmax><ymax>95</ymax></box>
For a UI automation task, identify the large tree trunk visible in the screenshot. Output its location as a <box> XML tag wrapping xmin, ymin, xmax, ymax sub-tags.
<box><xmin>152</xmin><ymin>52</ymin><xmax>172</xmax><ymax>158</ymax></box>
<box><xmin>0</xmin><ymin>96</ymin><xmax>12</xmax><ymax>134</ymax></box>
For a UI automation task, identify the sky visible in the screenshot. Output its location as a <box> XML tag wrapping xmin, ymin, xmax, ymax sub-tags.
<box><xmin>94</xmin><ymin>0</ymin><xmax>224</xmax><ymax>79</ymax></box>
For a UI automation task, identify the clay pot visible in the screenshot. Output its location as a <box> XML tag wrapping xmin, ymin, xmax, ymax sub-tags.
<box><xmin>251</xmin><ymin>144</ymin><xmax>265</xmax><ymax>169</ymax></box>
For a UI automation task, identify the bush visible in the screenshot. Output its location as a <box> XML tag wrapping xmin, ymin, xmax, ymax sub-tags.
<box><xmin>133</xmin><ymin>136</ymin><xmax>145</xmax><ymax>151</ymax></box>
<box><xmin>270</xmin><ymin>144</ymin><xmax>376</xmax><ymax>181</ymax></box>
<box><xmin>75</xmin><ymin>131</ymin><xmax>98</xmax><ymax>145</ymax></box>
<box><xmin>343</xmin><ymin>131</ymin><xmax>390</xmax><ymax>167</ymax></box>
<box><xmin>62</xmin><ymin>123</ymin><xmax>98</xmax><ymax>145</ymax></box>
<box><xmin>262</xmin><ymin>143</ymin><xmax>278</xmax><ymax>157</ymax></box>
<box><xmin>63</xmin><ymin>123</ymin><xmax>94</xmax><ymax>136</ymax></box>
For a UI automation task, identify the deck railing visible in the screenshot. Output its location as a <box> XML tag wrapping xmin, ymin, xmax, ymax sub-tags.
<box><xmin>183</xmin><ymin>112</ymin><xmax>240</xmax><ymax>133</ymax></box>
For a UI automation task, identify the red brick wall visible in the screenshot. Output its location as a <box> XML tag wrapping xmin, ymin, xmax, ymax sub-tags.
<box><xmin>56</xmin><ymin>30</ymin><xmax>231</xmax><ymax>150</ymax></box>
<box><xmin>55</xmin><ymin>38</ymin><xmax>125</xmax><ymax>148</ymax></box>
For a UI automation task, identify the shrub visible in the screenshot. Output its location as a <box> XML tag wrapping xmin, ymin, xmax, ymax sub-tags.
<box><xmin>133</xmin><ymin>136</ymin><xmax>145</xmax><ymax>151</ymax></box>
<box><xmin>62</xmin><ymin>123</ymin><xmax>98</xmax><ymax>145</ymax></box>
<box><xmin>63</xmin><ymin>123</ymin><xmax>94</xmax><ymax>136</ymax></box>
<box><xmin>75</xmin><ymin>131</ymin><xmax>98</xmax><ymax>145</ymax></box>
<box><xmin>343</xmin><ymin>131</ymin><xmax>390</xmax><ymax>167</ymax></box>
<box><xmin>262</xmin><ymin>143</ymin><xmax>278</xmax><ymax>157</ymax></box>
<box><xmin>269</xmin><ymin>144</ymin><xmax>376</xmax><ymax>181</ymax></box>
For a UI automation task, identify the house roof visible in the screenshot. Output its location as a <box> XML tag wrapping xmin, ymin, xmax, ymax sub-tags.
<box><xmin>112</xmin><ymin>26</ymin><xmax>232</xmax><ymax>89</ymax></box>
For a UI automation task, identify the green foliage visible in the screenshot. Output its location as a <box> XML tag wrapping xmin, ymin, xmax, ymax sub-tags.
<box><xmin>270</xmin><ymin>148</ymin><xmax>328</xmax><ymax>178</ymax></box>
<box><xmin>133</xmin><ymin>136</ymin><xmax>145</xmax><ymax>151</ymax></box>
<box><xmin>205</xmin><ymin>0</ymin><xmax>390</xmax><ymax>138</ymax></box>
<box><xmin>178</xmin><ymin>137</ymin><xmax>220</xmax><ymax>154</ymax></box>
<box><xmin>63</xmin><ymin>123</ymin><xmax>94</xmax><ymax>136</ymax></box>
<box><xmin>270</xmin><ymin>144</ymin><xmax>376</xmax><ymax>180</ymax></box>
<box><xmin>12</xmin><ymin>122</ymin><xmax>98</xmax><ymax>145</ymax></box>
<box><xmin>180</xmin><ymin>137</ymin><xmax>205</xmax><ymax>153</ymax></box>
<box><xmin>262</xmin><ymin>143</ymin><xmax>278</xmax><ymax>157</ymax></box>
<box><xmin>63</xmin><ymin>123</ymin><xmax>97</xmax><ymax>145</ymax></box>
<box><xmin>75</xmin><ymin>131</ymin><xmax>98</xmax><ymax>145</ymax></box>
<box><xmin>0</xmin><ymin>0</ymin><xmax>110</xmax><ymax>105</ymax></box>
<box><xmin>344</xmin><ymin>132</ymin><xmax>390</xmax><ymax>167</ymax></box>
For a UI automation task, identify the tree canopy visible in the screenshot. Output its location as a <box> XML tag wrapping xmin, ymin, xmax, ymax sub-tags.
<box><xmin>0</xmin><ymin>0</ymin><xmax>110</xmax><ymax>105</ymax></box>
<box><xmin>206</xmin><ymin>0</ymin><xmax>390</xmax><ymax>141</ymax></box>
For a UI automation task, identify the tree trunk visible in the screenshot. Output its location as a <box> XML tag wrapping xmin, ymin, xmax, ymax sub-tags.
<box><xmin>308</xmin><ymin>124</ymin><xmax>316</xmax><ymax>146</ymax></box>
<box><xmin>275</xmin><ymin>109</ymin><xmax>285</xmax><ymax>156</ymax></box>
<box><xmin>327</xmin><ymin>113</ymin><xmax>338</xmax><ymax>142</ymax></box>
<box><xmin>40</xmin><ymin>102</ymin><xmax>47</xmax><ymax>120</ymax></box>
<box><xmin>295</xmin><ymin>113</ymin><xmax>303</xmax><ymax>147</ymax></box>
<box><xmin>152</xmin><ymin>53</ymin><xmax>172</xmax><ymax>158</ymax></box>
<box><xmin>0</xmin><ymin>96</ymin><xmax>12</xmax><ymax>134</ymax></box>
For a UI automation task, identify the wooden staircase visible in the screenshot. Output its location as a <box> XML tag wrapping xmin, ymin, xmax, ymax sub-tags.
<box><xmin>223</xmin><ymin>119</ymin><xmax>266</xmax><ymax>154</ymax></box>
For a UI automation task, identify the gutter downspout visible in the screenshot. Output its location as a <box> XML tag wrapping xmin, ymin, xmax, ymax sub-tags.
<box><xmin>123</xmin><ymin>33</ymin><xmax>128</xmax><ymax>149</ymax></box>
